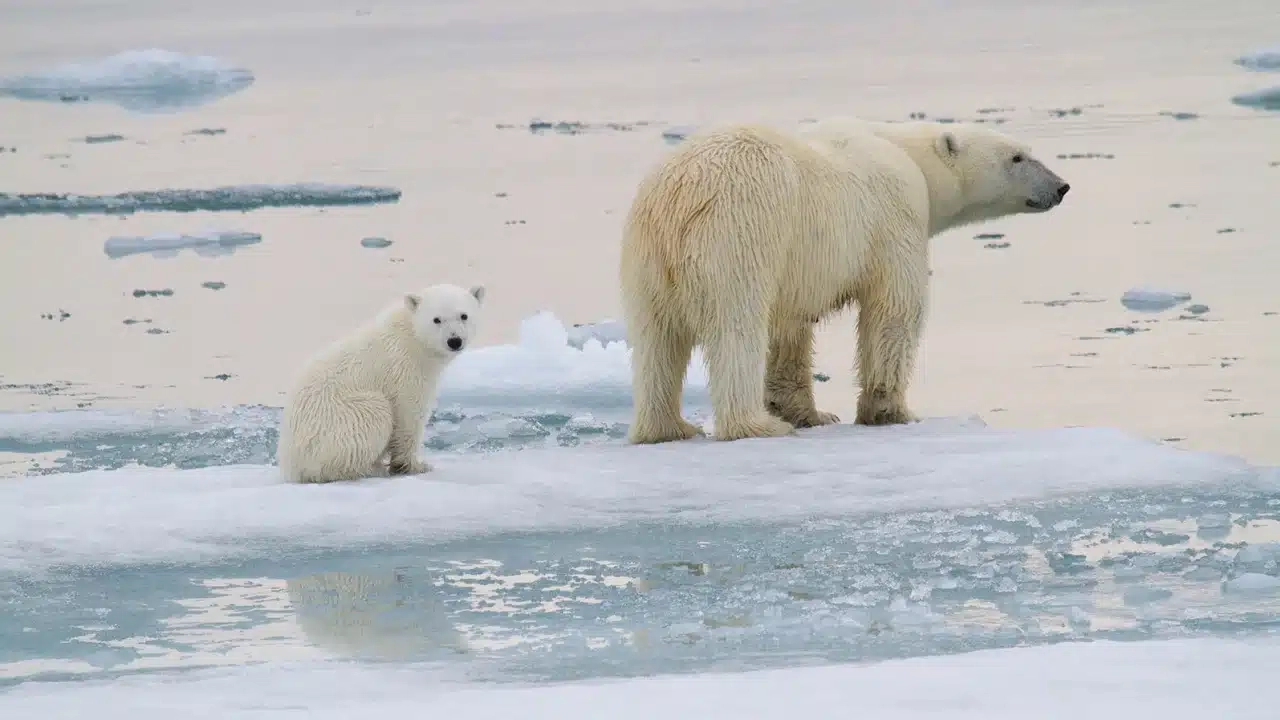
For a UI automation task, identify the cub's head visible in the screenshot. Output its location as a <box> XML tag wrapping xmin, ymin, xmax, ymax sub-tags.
<box><xmin>405</xmin><ymin>283</ymin><xmax>485</xmax><ymax>356</ymax></box>
<box><xmin>935</xmin><ymin>125</ymin><xmax>1070</xmax><ymax>221</ymax></box>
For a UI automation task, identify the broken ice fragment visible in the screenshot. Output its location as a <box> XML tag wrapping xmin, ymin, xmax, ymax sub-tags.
<box><xmin>1235</xmin><ymin>48</ymin><xmax>1280</xmax><ymax>72</ymax></box>
<box><xmin>1120</xmin><ymin>287</ymin><xmax>1192</xmax><ymax>313</ymax></box>
<box><xmin>662</xmin><ymin>126</ymin><xmax>696</xmax><ymax>144</ymax></box>
<box><xmin>1232</xmin><ymin>86</ymin><xmax>1280</xmax><ymax>111</ymax></box>
<box><xmin>2</xmin><ymin>184</ymin><xmax>401</xmax><ymax>218</ymax></box>
<box><xmin>0</xmin><ymin>49</ymin><xmax>254</xmax><ymax>113</ymax></box>
<box><xmin>104</xmin><ymin>230</ymin><xmax>262</xmax><ymax>259</ymax></box>
<box><xmin>566</xmin><ymin>320</ymin><xmax>627</xmax><ymax>349</ymax></box>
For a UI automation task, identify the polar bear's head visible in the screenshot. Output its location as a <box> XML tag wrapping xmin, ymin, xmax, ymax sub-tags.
<box><xmin>405</xmin><ymin>283</ymin><xmax>485</xmax><ymax>356</ymax></box>
<box><xmin>933</xmin><ymin>125</ymin><xmax>1070</xmax><ymax>226</ymax></box>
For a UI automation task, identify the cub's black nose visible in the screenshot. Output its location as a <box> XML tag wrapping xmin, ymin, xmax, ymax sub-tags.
<box><xmin>1057</xmin><ymin>183</ymin><xmax>1071</xmax><ymax>199</ymax></box>
<box><xmin>447</xmin><ymin>336</ymin><xmax>463</xmax><ymax>351</ymax></box>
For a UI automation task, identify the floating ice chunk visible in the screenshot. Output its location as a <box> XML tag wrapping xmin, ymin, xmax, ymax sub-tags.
<box><xmin>1</xmin><ymin>638</ymin><xmax>1277</xmax><ymax>719</ymax></box>
<box><xmin>0</xmin><ymin>49</ymin><xmax>253</xmax><ymax>113</ymax></box>
<box><xmin>1236</xmin><ymin>48</ymin><xmax>1280</xmax><ymax>72</ymax></box>
<box><xmin>1232</xmin><ymin>86</ymin><xmax>1280</xmax><ymax>111</ymax></box>
<box><xmin>662</xmin><ymin>125</ymin><xmax>696</xmax><ymax>144</ymax></box>
<box><xmin>565</xmin><ymin>319</ymin><xmax>627</xmax><ymax>349</ymax></box>
<box><xmin>103</xmin><ymin>230</ymin><xmax>262</xmax><ymax>259</ymax></box>
<box><xmin>0</xmin><ymin>417</ymin><xmax>1261</xmax><ymax>572</ymax></box>
<box><xmin>1120</xmin><ymin>287</ymin><xmax>1191</xmax><ymax>312</ymax></box>
<box><xmin>1223</xmin><ymin>573</ymin><xmax>1280</xmax><ymax>594</ymax></box>
<box><xmin>0</xmin><ymin>183</ymin><xmax>402</xmax><ymax>217</ymax></box>
<box><xmin>439</xmin><ymin>311</ymin><xmax>707</xmax><ymax>409</ymax></box>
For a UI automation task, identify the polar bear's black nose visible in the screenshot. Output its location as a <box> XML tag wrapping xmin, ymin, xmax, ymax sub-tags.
<box><xmin>447</xmin><ymin>336</ymin><xmax>463</xmax><ymax>351</ymax></box>
<box><xmin>1057</xmin><ymin>183</ymin><xmax>1071</xmax><ymax>200</ymax></box>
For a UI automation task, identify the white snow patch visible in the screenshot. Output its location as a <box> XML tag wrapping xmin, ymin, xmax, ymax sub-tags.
<box><xmin>438</xmin><ymin>311</ymin><xmax>708</xmax><ymax>407</ymax></box>
<box><xmin>2</xmin><ymin>637</ymin><xmax>1277</xmax><ymax>719</ymax></box>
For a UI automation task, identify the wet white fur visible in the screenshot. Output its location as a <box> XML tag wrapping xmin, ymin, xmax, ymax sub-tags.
<box><xmin>278</xmin><ymin>284</ymin><xmax>485</xmax><ymax>484</ymax></box>
<box><xmin>619</xmin><ymin>117</ymin><xmax>1068</xmax><ymax>443</ymax></box>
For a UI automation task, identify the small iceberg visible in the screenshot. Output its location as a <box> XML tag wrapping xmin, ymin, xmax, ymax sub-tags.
<box><xmin>0</xmin><ymin>49</ymin><xmax>254</xmax><ymax>113</ymax></box>
<box><xmin>566</xmin><ymin>319</ymin><xmax>627</xmax><ymax>349</ymax></box>
<box><xmin>1120</xmin><ymin>287</ymin><xmax>1192</xmax><ymax>313</ymax></box>
<box><xmin>0</xmin><ymin>183</ymin><xmax>402</xmax><ymax>217</ymax></box>
<box><xmin>1235</xmin><ymin>48</ymin><xmax>1280</xmax><ymax>72</ymax></box>
<box><xmin>1231</xmin><ymin>86</ymin><xmax>1280</xmax><ymax>111</ymax></box>
<box><xmin>104</xmin><ymin>230</ymin><xmax>263</xmax><ymax>259</ymax></box>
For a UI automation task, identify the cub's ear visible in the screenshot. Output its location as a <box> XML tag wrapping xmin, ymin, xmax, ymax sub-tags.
<box><xmin>934</xmin><ymin>131</ymin><xmax>960</xmax><ymax>159</ymax></box>
<box><xmin>469</xmin><ymin>285</ymin><xmax>486</xmax><ymax>304</ymax></box>
<box><xmin>404</xmin><ymin>293</ymin><xmax>421</xmax><ymax>311</ymax></box>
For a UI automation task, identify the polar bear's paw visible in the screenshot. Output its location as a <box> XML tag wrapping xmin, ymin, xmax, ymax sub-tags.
<box><xmin>628</xmin><ymin>417</ymin><xmax>705</xmax><ymax>445</ymax></box>
<box><xmin>855</xmin><ymin>390</ymin><xmax>917</xmax><ymax>426</ymax></box>
<box><xmin>714</xmin><ymin>413</ymin><xmax>795</xmax><ymax>442</ymax></box>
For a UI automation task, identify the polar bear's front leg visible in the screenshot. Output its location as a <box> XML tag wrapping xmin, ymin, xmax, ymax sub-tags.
<box><xmin>854</xmin><ymin>253</ymin><xmax>928</xmax><ymax>426</ymax></box>
<box><xmin>387</xmin><ymin>393</ymin><xmax>431</xmax><ymax>475</ymax></box>
<box><xmin>766</xmin><ymin>323</ymin><xmax>840</xmax><ymax>428</ymax></box>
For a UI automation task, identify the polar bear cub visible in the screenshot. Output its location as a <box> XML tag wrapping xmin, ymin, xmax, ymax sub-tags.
<box><xmin>278</xmin><ymin>284</ymin><xmax>485</xmax><ymax>484</ymax></box>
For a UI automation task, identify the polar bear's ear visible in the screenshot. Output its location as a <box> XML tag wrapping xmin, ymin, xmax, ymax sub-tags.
<box><xmin>404</xmin><ymin>293</ymin><xmax>421</xmax><ymax>311</ymax></box>
<box><xmin>469</xmin><ymin>285</ymin><xmax>486</xmax><ymax>304</ymax></box>
<box><xmin>935</xmin><ymin>132</ymin><xmax>960</xmax><ymax>160</ymax></box>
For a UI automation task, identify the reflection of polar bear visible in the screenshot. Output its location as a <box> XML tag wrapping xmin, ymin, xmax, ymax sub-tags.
<box><xmin>286</xmin><ymin>570</ymin><xmax>467</xmax><ymax>660</ymax></box>
<box><xmin>277</xmin><ymin>284</ymin><xmax>484</xmax><ymax>484</ymax></box>
<box><xmin>620</xmin><ymin>118</ymin><xmax>1070</xmax><ymax>443</ymax></box>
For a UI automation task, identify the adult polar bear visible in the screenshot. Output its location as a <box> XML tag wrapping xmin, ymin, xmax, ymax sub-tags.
<box><xmin>620</xmin><ymin>118</ymin><xmax>1070</xmax><ymax>444</ymax></box>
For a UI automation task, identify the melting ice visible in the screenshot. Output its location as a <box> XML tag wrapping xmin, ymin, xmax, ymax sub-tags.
<box><xmin>0</xmin><ymin>312</ymin><xmax>1277</xmax><ymax>699</ymax></box>
<box><xmin>0</xmin><ymin>184</ymin><xmax>402</xmax><ymax>218</ymax></box>
<box><xmin>103</xmin><ymin>230</ymin><xmax>263</xmax><ymax>259</ymax></box>
<box><xmin>0</xmin><ymin>49</ymin><xmax>253</xmax><ymax>113</ymax></box>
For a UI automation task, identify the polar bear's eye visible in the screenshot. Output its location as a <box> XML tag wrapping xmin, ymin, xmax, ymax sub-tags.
<box><xmin>1011</xmin><ymin>154</ymin><xmax>1025</xmax><ymax>163</ymax></box>
<box><xmin>432</xmin><ymin>317</ymin><xmax>442</xmax><ymax>325</ymax></box>
<box><xmin>460</xmin><ymin>313</ymin><xmax>469</xmax><ymax>321</ymax></box>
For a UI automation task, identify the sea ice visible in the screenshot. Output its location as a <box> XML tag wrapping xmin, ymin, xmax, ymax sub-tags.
<box><xmin>0</xmin><ymin>414</ymin><xmax>1262</xmax><ymax>573</ymax></box>
<box><xmin>1120</xmin><ymin>286</ymin><xmax>1191</xmax><ymax>312</ymax></box>
<box><xmin>0</xmin><ymin>49</ymin><xmax>253</xmax><ymax>113</ymax></box>
<box><xmin>438</xmin><ymin>311</ymin><xmax>707</xmax><ymax>409</ymax></box>
<box><xmin>1232</xmin><ymin>86</ymin><xmax>1280</xmax><ymax>111</ymax></box>
<box><xmin>565</xmin><ymin>319</ymin><xmax>627</xmax><ymax>349</ymax></box>
<box><xmin>1223</xmin><ymin>573</ymin><xmax>1280</xmax><ymax>594</ymax></box>
<box><xmin>661</xmin><ymin>125</ymin><xmax>696</xmax><ymax>144</ymax></box>
<box><xmin>0</xmin><ymin>183</ymin><xmax>402</xmax><ymax>217</ymax></box>
<box><xmin>1236</xmin><ymin>47</ymin><xmax>1280</xmax><ymax>72</ymax></box>
<box><xmin>1</xmin><ymin>638</ymin><xmax>1276</xmax><ymax>719</ymax></box>
<box><xmin>103</xmin><ymin>230</ymin><xmax>262</xmax><ymax>259</ymax></box>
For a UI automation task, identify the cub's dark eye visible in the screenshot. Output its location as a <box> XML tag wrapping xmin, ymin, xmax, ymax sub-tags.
<box><xmin>432</xmin><ymin>317</ymin><xmax>442</xmax><ymax>325</ymax></box>
<box><xmin>1011</xmin><ymin>154</ymin><xmax>1025</xmax><ymax>163</ymax></box>
<box><xmin>460</xmin><ymin>313</ymin><xmax>469</xmax><ymax>321</ymax></box>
